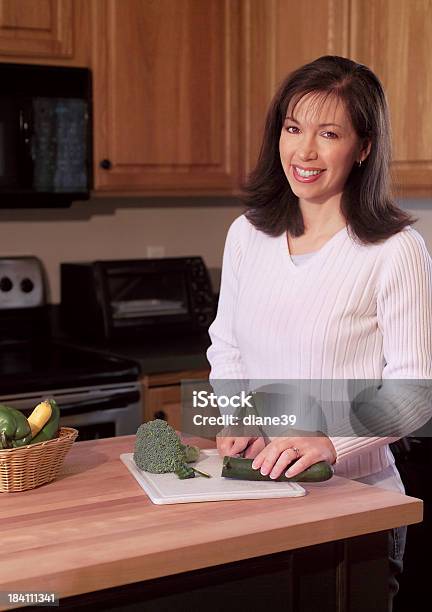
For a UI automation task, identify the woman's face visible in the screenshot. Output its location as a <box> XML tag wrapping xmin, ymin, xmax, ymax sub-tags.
<box><xmin>279</xmin><ymin>92</ymin><xmax>369</xmax><ymax>206</ymax></box>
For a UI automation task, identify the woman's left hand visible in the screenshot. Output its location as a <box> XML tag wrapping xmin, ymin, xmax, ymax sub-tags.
<box><xmin>251</xmin><ymin>435</ymin><xmax>337</xmax><ymax>479</ymax></box>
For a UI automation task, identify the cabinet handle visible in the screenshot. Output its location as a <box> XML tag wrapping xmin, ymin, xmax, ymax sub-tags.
<box><xmin>154</xmin><ymin>410</ymin><xmax>167</xmax><ymax>421</ymax></box>
<box><xmin>100</xmin><ymin>159</ymin><xmax>112</xmax><ymax>170</ymax></box>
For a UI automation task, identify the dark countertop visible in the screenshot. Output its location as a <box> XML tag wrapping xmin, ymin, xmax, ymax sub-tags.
<box><xmin>57</xmin><ymin>333</ymin><xmax>211</xmax><ymax>375</ymax></box>
<box><xmin>50</xmin><ymin>305</ymin><xmax>211</xmax><ymax>375</ymax></box>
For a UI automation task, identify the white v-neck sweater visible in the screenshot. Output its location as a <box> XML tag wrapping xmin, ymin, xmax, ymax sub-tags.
<box><xmin>207</xmin><ymin>214</ymin><xmax>432</xmax><ymax>482</ymax></box>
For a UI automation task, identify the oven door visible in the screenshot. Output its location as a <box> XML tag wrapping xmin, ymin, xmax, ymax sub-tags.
<box><xmin>0</xmin><ymin>382</ymin><xmax>142</xmax><ymax>441</ymax></box>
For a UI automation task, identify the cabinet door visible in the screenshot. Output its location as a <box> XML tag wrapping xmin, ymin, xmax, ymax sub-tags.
<box><xmin>92</xmin><ymin>0</ymin><xmax>241</xmax><ymax>195</ymax></box>
<box><xmin>145</xmin><ymin>386</ymin><xmax>183</xmax><ymax>432</ymax></box>
<box><xmin>0</xmin><ymin>0</ymin><xmax>73</xmax><ymax>58</ymax></box>
<box><xmin>350</xmin><ymin>0</ymin><xmax>432</xmax><ymax>196</ymax></box>
<box><xmin>142</xmin><ymin>368</ymin><xmax>210</xmax><ymax>433</ymax></box>
<box><xmin>241</xmin><ymin>0</ymin><xmax>349</xmax><ymax>178</ymax></box>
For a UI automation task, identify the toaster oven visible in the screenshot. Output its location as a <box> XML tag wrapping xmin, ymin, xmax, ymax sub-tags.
<box><xmin>60</xmin><ymin>257</ymin><xmax>215</xmax><ymax>340</ymax></box>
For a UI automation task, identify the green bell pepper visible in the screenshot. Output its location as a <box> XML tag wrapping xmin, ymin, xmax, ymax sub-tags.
<box><xmin>0</xmin><ymin>404</ymin><xmax>32</xmax><ymax>449</ymax></box>
<box><xmin>29</xmin><ymin>399</ymin><xmax>60</xmax><ymax>444</ymax></box>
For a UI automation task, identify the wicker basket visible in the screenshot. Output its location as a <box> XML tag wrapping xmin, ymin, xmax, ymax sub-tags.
<box><xmin>0</xmin><ymin>427</ymin><xmax>78</xmax><ymax>493</ymax></box>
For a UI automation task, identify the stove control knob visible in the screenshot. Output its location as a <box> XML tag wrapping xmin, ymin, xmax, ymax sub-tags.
<box><xmin>0</xmin><ymin>276</ymin><xmax>13</xmax><ymax>292</ymax></box>
<box><xmin>21</xmin><ymin>278</ymin><xmax>34</xmax><ymax>293</ymax></box>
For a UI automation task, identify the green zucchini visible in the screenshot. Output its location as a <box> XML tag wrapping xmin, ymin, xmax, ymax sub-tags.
<box><xmin>221</xmin><ymin>456</ymin><xmax>334</xmax><ymax>482</ymax></box>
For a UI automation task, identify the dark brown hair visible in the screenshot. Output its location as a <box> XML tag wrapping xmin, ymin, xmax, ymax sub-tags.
<box><xmin>243</xmin><ymin>55</ymin><xmax>415</xmax><ymax>243</ymax></box>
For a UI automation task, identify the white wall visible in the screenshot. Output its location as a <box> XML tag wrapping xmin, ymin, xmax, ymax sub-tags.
<box><xmin>0</xmin><ymin>197</ymin><xmax>430</xmax><ymax>304</ymax></box>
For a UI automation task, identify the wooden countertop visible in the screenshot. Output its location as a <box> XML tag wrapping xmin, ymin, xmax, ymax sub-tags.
<box><xmin>1</xmin><ymin>435</ymin><xmax>423</xmax><ymax>606</ymax></box>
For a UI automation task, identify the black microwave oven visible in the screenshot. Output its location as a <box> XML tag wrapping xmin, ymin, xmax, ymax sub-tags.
<box><xmin>0</xmin><ymin>62</ymin><xmax>92</xmax><ymax>208</ymax></box>
<box><xmin>60</xmin><ymin>257</ymin><xmax>216</xmax><ymax>340</ymax></box>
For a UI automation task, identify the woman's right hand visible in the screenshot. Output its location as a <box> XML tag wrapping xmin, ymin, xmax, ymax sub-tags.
<box><xmin>216</xmin><ymin>435</ymin><xmax>266</xmax><ymax>459</ymax></box>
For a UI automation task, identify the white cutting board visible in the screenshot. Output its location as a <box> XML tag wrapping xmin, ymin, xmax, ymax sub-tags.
<box><xmin>120</xmin><ymin>449</ymin><xmax>306</xmax><ymax>505</ymax></box>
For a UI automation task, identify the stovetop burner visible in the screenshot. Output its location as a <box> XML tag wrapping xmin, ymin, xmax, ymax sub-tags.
<box><xmin>0</xmin><ymin>338</ymin><xmax>140</xmax><ymax>395</ymax></box>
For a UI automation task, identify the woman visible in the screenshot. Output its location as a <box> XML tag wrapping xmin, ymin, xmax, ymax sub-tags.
<box><xmin>206</xmin><ymin>56</ymin><xmax>432</xmax><ymax>606</ymax></box>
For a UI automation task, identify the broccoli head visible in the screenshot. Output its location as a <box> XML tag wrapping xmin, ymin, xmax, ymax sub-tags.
<box><xmin>133</xmin><ymin>419</ymin><xmax>200</xmax><ymax>474</ymax></box>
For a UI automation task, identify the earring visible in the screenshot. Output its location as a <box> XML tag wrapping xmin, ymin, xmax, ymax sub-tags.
<box><xmin>358</xmin><ymin>160</ymin><xmax>362</xmax><ymax>167</ymax></box>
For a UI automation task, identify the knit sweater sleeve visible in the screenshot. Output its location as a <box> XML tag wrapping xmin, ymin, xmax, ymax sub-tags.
<box><xmin>378</xmin><ymin>228</ymin><xmax>432</xmax><ymax>379</ymax></box>
<box><xmin>330</xmin><ymin>228</ymin><xmax>432</xmax><ymax>462</ymax></box>
<box><xmin>206</xmin><ymin>215</ymin><xmax>248</xmax><ymax>382</ymax></box>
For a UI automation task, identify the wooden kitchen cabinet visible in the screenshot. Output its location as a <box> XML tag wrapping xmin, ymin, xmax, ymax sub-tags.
<box><xmin>349</xmin><ymin>0</ymin><xmax>432</xmax><ymax>196</ymax></box>
<box><xmin>89</xmin><ymin>0</ymin><xmax>432</xmax><ymax>197</ymax></box>
<box><xmin>1</xmin><ymin>1</ymin><xmax>428</xmax><ymax>197</ymax></box>
<box><xmin>141</xmin><ymin>368</ymin><xmax>210</xmax><ymax>433</ymax></box>
<box><xmin>0</xmin><ymin>0</ymin><xmax>90</xmax><ymax>66</ymax></box>
<box><xmin>91</xmin><ymin>0</ymin><xmax>346</xmax><ymax>195</ymax></box>
<box><xmin>91</xmin><ymin>0</ymin><xmax>241</xmax><ymax>195</ymax></box>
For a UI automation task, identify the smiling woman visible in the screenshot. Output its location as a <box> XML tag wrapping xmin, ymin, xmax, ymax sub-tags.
<box><xmin>206</xmin><ymin>55</ymin><xmax>432</xmax><ymax>610</ymax></box>
<box><xmin>280</xmin><ymin>93</ymin><xmax>370</xmax><ymax>204</ymax></box>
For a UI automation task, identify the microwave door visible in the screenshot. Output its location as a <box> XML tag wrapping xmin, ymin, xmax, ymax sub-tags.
<box><xmin>0</xmin><ymin>64</ymin><xmax>92</xmax><ymax>208</ymax></box>
<box><xmin>31</xmin><ymin>97</ymin><xmax>89</xmax><ymax>194</ymax></box>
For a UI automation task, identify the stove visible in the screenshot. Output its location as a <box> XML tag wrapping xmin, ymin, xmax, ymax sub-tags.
<box><xmin>0</xmin><ymin>339</ymin><xmax>139</xmax><ymax>394</ymax></box>
<box><xmin>0</xmin><ymin>257</ymin><xmax>142</xmax><ymax>440</ymax></box>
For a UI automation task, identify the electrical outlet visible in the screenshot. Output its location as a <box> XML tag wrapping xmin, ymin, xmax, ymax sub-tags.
<box><xmin>146</xmin><ymin>245</ymin><xmax>165</xmax><ymax>258</ymax></box>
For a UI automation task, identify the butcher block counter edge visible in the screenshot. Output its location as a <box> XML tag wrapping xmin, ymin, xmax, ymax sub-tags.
<box><xmin>0</xmin><ymin>435</ymin><xmax>423</xmax><ymax>605</ymax></box>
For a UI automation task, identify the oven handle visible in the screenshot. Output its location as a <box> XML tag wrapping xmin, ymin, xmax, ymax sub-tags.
<box><xmin>54</xmin><ymin>390</ymin><xmax>141</xmax><ymax>416</ymax></box>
